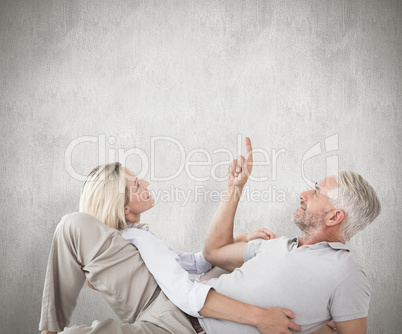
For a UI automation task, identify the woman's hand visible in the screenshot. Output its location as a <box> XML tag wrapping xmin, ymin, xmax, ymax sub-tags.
<box><xmin>235</xmin><ymin>228</ymin><xmax>277</xmax><ymax>243</ymax></box>
<box><xmin>255</xmin><ymin>307</ymin><xmax>302</xmax><ymax>334</ymax></box>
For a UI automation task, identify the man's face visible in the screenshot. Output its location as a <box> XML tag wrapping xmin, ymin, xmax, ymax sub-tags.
<box><xmin>292</xmin><ymin>175</ymin><xmax>338</xmax><ymax>233</ymax></box>
<box><xmin>123</xmin><ymin>167</ymin><xmax>155</xmax><ymax>220</ymax></box>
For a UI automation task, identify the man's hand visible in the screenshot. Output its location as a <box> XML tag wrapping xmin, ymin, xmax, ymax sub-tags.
<box><xmin>234</xmin><ymin>228</ymin><xmax>277</xmax><ymax>243</ymax></box>
<box><xmin>227</xmin><ymin>137</ymin><xmax>253</xmax><ymax>188</ymax></box>
<box><xmin>255</xmin><ymin>307</ymin><xmax>302</xmax><ymax>334</ymax></box>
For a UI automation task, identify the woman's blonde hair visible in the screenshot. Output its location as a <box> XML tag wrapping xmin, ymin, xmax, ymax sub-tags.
<box><xmin>79</xmin><ymin>162</ymin><xmax>129</xmax><ymax>231</ymax></box>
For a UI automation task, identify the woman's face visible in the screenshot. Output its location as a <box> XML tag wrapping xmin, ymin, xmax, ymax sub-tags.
<box><xmin>123</xmin><ymin>167</ymin><xmax>155</xmax><ymax>223</ymax></box>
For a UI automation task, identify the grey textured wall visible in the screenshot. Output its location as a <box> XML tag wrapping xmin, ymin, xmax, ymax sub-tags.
<box><xmin>1</xmin><ymin>0</ymin><xmax>401</xmax><ymax>333</ymax></box>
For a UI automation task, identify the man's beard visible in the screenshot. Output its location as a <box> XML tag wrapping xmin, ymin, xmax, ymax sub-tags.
<box><xmin>292</xmin><ymin>208</ymin><xmax>328</xmax><ymax>234</ymax></box>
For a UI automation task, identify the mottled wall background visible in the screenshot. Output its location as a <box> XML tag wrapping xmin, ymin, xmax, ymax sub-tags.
<box><xmin>1</xmin><ymin>0</ymin><xmax>401</xmax><ymax>333</ymax></box>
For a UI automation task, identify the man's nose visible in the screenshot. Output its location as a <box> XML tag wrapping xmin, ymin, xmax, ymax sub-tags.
<box><xmin>141</xmin><ymin>180</ymin><xmax>150</xmax><ymax>189</ymax></box>
<box><xmin>299</xmin><ymin>190</ymin><xmax>310</xmax><ymax>201</ymax></box>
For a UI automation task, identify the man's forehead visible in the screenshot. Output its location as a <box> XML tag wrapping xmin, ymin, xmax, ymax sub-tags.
<box><xmin>317</xmin><ymin>175</ymin><xmax>338</xmax><ymax>190</ymax></box>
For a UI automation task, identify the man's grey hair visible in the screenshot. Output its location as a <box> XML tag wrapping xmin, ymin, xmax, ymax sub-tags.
<box><xmin>327</xmin><ymin>171</ymin><xmax>381</xmax><ymax>242</ymax></box>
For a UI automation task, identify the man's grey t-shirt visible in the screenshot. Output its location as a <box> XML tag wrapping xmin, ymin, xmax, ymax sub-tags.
<box><xmin>199</xmin><ymin>237</ymin><xmax>370</xmax><ymax>334</ymax></box>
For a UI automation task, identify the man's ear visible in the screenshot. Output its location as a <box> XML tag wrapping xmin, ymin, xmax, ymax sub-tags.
<box><xmin>124</xmin><ymin>206</ymin><xmax>129</xmax><ymax>215</ymax></box>
<box><xmin>326</xmin><ymin>209</ymin><xmax>345</xmax><ymax>226</ymax></box>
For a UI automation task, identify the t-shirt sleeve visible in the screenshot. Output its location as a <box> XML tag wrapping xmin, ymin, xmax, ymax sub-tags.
<box><xmin>243</xmin><ymin>239</ymin><xmax>264</xmax><ymax>263</ymax></box>
<box><xmin>329</xmin><ymin>270</ymin><xmax>371</xmax><ymax>322</ymax></box>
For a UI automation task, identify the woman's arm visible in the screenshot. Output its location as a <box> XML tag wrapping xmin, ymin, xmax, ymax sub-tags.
<box><xmin>122</xmin><ymin>228</ymin><xmax>301</xmax><ymax>333</ymax></box>
<box><xmin>200</xmin><ymin>290</ymin><xmax>301</xmax><ymax>334</ymax></box>
<box><xmin>122</xmin><ymin>228</ymin><xmax>211</xmax><ymax>317</ymax></box>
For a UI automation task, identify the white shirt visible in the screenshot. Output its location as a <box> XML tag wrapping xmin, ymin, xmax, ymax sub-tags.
<box><xmin>121</xmin><ymin>226</ymin><xmax>212</xmax><ymax>318</ymax></box>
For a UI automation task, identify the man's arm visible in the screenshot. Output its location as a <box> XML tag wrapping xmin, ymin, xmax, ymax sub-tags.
<box><xmin>312</xmin><ymin>322</ymin><xmax>337</xmax><ymax>334</ymax></box>
<box><xmin>311</xmin><ymin>317</ymin><xmax>367</xmax><ymax>334</ymax></box>
<box><xmin>312</xmin><ymin>318</ymin><xmax>367</xmax><ymax>334</ymax></box>
<box><xmin>203</xmin><ymin>137</ymin><xmax>256</xmax><ymax>271</ymax></box>
<box><xmin>165</xmin><ymin>228</ymin><xmax>274</xmax><ymax>275</ymax></box>
<box><xmin>203</xmin><ymin>185</ymin><xmax>248</xmax><ymax>271</ymax></box>
<box><xmin>334</xmin><ymin>318</ymin><xmax>367</xmax><ymax>334</ymax></box>
<box><xmin>202</xmin><ymin>138</ymin><xmax>301</xmax><ymax>334</ymax></box>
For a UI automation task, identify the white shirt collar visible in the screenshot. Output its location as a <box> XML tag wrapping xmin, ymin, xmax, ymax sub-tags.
<box><xmin>127</xmin><ymin>223</ymin><xmax>150</xmax><ymax>232</ymax></box>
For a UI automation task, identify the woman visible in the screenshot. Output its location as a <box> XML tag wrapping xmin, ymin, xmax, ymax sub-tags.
<box><xmin>40</xmin><ymin>162</ymin><xmax>299</xmax><ymax>334</ymax></box>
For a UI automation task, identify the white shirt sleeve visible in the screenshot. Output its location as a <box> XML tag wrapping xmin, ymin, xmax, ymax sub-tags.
<box><xmin>162</xmin><ymin>242</ymin><xmax>212</xmax><ymax>274</ymax></box>
<box><xmin>121</xmin><ymin>228</ymin><xmax>212</xmax><ymax>318</ymax></box>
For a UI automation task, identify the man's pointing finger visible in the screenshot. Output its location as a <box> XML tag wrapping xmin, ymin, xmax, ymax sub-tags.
<box><xmin>245</xmin><ymin>137</ymin><xmax>253</xmax><ymax>163</ymax></box>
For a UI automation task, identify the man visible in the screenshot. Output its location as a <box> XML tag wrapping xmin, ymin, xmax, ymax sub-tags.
<box><xmin>201</xmin><ymin>138</ymin><xmax>381</xmax><ymax>333</ymax></box>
